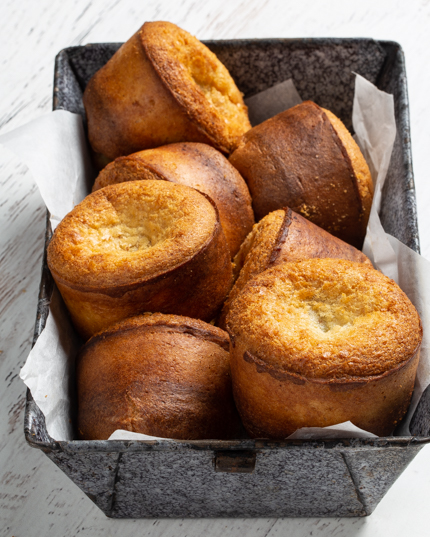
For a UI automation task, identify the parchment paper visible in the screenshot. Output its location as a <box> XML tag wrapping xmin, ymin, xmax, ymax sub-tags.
<box><xmin>3</xmin><ymin>75</ymin><xmax>429</xmax><ymax>442</ymax></box>
<box><xmin>0</xmin><ymin>110</ymin><xmax>94</xmax><ymax>230</ymax></box>
<box><xmin>245</xmin><ymin>79</ymin><xmax>302</xmax><ymax>126</ymax></box>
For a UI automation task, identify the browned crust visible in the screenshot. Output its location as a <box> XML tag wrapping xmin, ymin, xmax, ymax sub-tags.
<box><xmin>53</xmin><ymin>214</ymin><xmax>232</xmax><ymax>339</ymax></box>
<box><xmin>88</xmin><ymin>312</ymin><xmax>230</xmax><ymax>352</ymax></box>
<box><xmin>227</xmin><ymin>257</ymin><xmax>422</xmax><ymax>438</ymax></box>
<box><xmin>229</xmin><ymin>101</ymin><xmax>373</xmax><ymax>248</ymax></box>
<box><xmin>93</xmin><ymin>157</ymin><xmax>169</xmax><ymax>190</ymax></box>
<box><xmin>83</xmin><ymin>22</ymin><xmax>250</xmax><ymax>160</ymax></box>
<box><xmin>267</xmin><ymin>207</ymin><xmax>293</xmax><ymax>266</ymax></box>
<box><xmin>77</xmin><ymin>313</ymin><xmax>241</xmax><ymax>440</ymax></box>
<box><xmin>226</xmin><ymin>259</ymin><xmax>422</xmax><ymax>379</ymax></box>
<box><xmin>219</xmin><ymin>208</ymin><xmax>372</xmax><ymax>328</ymax></box>
<box><xmin>323</xmin><ymin>107</ymin><xmax>373</xmax><ymax>224</ymax></box>
<box><xmin>242</xmin><ymin>340</ymin><xmax>421</xmax><ymax>387</ymax></box>
<box><xmin>141</xmin><ymin>22</ymin><xmax>251</xmax><ymax>153</ymax></box>
<box><xmin>50</xmin><ymin>190</ymin><xmax>224</xmax><ymax>296</ymax></box>
<box><xmin>322</xmin><ymin>107</ymin><xmax>373</xmax><ymax>241</ymax></box>
<box><xmin>83</xmin><ymin>29</ymin><xmax>208</xmax><ymax>160</ymax></box>
<box><xmin>93</xmin><ymin>143</ymin><xmax>255</xmax><ymax>257</ymax></box>
<box><xmin>280</xmin><ymin>210</ymin><xmax>372</xmax><ymax>266</ymax></box>
<box><xmin>219</xmin><ymin>210</ymin><xmax>286</xmax><ymax>327</ymax></box>
<box><xmin>49</xmin><ymin>181</ymin><xmax>220</xmax><ymax>290</ymax></box>
<box><xmin>48</xmin><ymin>182</ymin><xmax>233</xmax><ymax>339</ymax></box>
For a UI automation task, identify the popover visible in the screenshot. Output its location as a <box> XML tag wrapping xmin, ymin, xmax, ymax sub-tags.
<box><xmin>229</xmin><ymin>101</ymin><xmax>373</xmax><ymax>248</ymax></box>
<box><xmin>77</xmin><ymin>313</ymin><xmax>243</xmax><ymax>440</ymax></box>
<box><xmin>47</xmin><ymin>180</ymin><xmax>233</xmax><ymax>340</ymax></box>
<box><xmin>226</xmin><ymin>259</ymin><xmax>422</xmax><ymax>438</ymax></box>
<box><xmin>83</xmin><ymin>21</ymin><xmax>251</xmax><ymax>161</ymax></box>
<box><xmin>93</xmin><ymin>142</ymin><xmax>255</xmax><ymax>257</ymax></box>
<box><xmin>219</xmin><ymin>208</ymin><xmax>372</xmax><ymax>327</ymax></box>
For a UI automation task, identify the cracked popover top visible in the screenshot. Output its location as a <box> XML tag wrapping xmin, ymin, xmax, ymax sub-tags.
<box><xmin>47</xmin><ymin>180</ymin><xmax>219</xmax><ymax>290</ymax></box>
<box><xmin>226</xmin><ymin>258</ymin><xmax>422</xmax><ymax>380</ymax></box>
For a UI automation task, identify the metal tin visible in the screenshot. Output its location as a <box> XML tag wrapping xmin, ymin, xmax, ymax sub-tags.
<box><xmin>25</xmin><ymin>38</ymin><xmax>430</xmax><ymax>518</ymax></box>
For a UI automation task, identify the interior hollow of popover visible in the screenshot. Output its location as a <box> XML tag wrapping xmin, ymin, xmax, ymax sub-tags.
<box><xmin>48</xmin><ymin>180</ymin><xmax>218</xmax><ymax>288</ymax></box>
<box><xmin>272</xmin><ymin>276</ymin><xmax>384</xmax><ymax>335</ymax></box>
<box><xmin>228</xmin><ymin>259</ymin><xmax>422</xmax><ymax>380</ymax></box>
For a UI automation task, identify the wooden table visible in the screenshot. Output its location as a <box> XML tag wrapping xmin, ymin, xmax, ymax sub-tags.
<box><xmin>1</xmin><ymin>1</ymin><xmax>430</xmax><ymax>535</ymax></box>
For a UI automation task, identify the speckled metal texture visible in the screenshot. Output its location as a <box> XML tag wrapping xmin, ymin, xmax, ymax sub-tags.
<box><xmin>25</xmin><ymin>39</ymin><xmax>429</xmax><ymax>518</ymax></box>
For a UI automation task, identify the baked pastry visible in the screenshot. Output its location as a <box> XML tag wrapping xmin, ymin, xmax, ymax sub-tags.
<box><xmin>77</xmin><ymin>313</ymin><xmax>243</xmax><ymax>440</ymax></box>
<box><xmin>83</xmin><ymin>21</ymin><xmax>251</xmax><ymax>162</ymax></box>
<box><xmin>226</xmin><ymin>259</ymin><xmax>422</xmax><ymax>438</ymax></box>
<box><xmin>47</xmin><ymin>180</ymin><xmax>233</xmax><ymax>340</ymax></box>
<box><xmin>93</xmin><ymin>142</ymin><xmax>255</xmax><ymax>257</ymax></box>
<box><xmin>219</xmin><ymin>207</ymin><xmax>372</xmax><ymax>327</ymax></box>
<box><xmin>229</xmin><ymin>101</ymin><xmax>373</xmax><ymax>248</ymax></box>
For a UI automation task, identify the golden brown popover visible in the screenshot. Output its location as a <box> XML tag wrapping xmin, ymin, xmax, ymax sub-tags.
<box><xmin>229</xmin><ymin>101</ymin><xmax>373</xmax><ymax>248</ymax></box>
<box><xmin>47</xmin><ymin>180</ymin><xmax>233</xmax><ymax>340</ymax></box>
<box><xmin>93</xmin><ymin>142</ymin><xmax>255</xmax><ymax>257</ymax></box>
<box><xmin>219</xmin><ymin>208</ymin><xmax>372</xmax><ymax>327</ymax></box>
<box><xmin>77</xmin><ymin>313</ymin><xmax>243</xmax><ymax>440</ymax></box>
<box><xmin>226</xmin><ymin>259</ymin><xmax>422</xmax><ymax>438</ymax></box>
<box><xmin>83</xmin><ymin>21</ymin><xmax>251</xmax><ymax>161</ymax></box>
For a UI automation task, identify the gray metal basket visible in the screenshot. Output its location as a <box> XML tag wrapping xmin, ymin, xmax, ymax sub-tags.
<box><xmin>24</xmin><ymin>38</ymin><xmax>430</xmax><ymax>518</ymax></box>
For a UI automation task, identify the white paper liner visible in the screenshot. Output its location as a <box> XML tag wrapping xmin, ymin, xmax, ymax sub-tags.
<box><xmin>3</xmin><ymin>75</ymin><xmax>428</xmax><ymax>442</ymax></box>
<box><xmin>386</xmin><ymin>234</ymin><xmax>430</xmax><ymax>435</ymax></box>
<box><xmin>285</xmin><ymin>421</ymin><xmax>377</xmax><ymax>440</ymax></box>
<box><xmin>245</xmin><ymin>78</ymin><xmax>302</xmax><ymax>126</ymax></box>
<box><xmin>19</xmin><ymin>287</ymin><xmax>81</xmax><ymax>440</ymax></box>
<box><xmin>108</xmin><ymin>430</ymin><xmax>173</xmax><ymax>442</ymax></box>
<box><xmin>107</xmin><ymin>421</ymin><xmax>378</xmax><ymax>442</ymax></box>
<box><xmin>0</xmin><ymin>110</ymin><xmax>93</xmax><ymax>229</ymax></box>
<box><xmin>355</xmin><ymin>74</ymin><xmax>399</xmax><ymax>282</ymax></box>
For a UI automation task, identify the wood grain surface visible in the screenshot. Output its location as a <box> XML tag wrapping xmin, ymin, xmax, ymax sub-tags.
<box><xmin>1</xmin><ymin>1</ymin><xmax>430</xmax><ymax>535</ymax></box>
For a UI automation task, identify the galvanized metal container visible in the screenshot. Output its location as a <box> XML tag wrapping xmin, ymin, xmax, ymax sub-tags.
<box><xmin>24</xmin><ymin>38</ymin><xmax>430</xmax><ymax>518</ymax></box>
